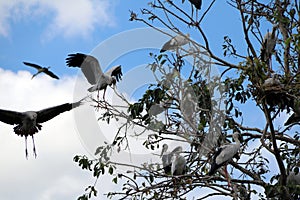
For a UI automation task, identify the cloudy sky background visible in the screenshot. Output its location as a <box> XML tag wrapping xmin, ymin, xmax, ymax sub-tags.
<box><xmin>0</xmin><ymin>0</ymin><xmax>289</xmax><ymax>199</ymax></box>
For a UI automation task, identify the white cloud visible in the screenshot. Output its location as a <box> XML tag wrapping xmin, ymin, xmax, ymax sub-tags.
<box><xmin>0</xmin><ymin>0</ymin><xmax>115</xmax><ymax>39</ymax></box>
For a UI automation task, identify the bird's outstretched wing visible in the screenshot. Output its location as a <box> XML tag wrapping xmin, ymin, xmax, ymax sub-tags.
<box><xmin>66</xmin><ymin>53</ymin><xmax>103</xmax><ymax>85</ymax></box>
<box><xmin>0</xmin><ymin>109</ymin><xmax>23</xmax><ymax>125</ymax></box>
<box><xmin>36</xmin><ymin>101</ymin><xmax>82</xmax><ymax>123</ymax></box>
<box><xmin>105</xmin><ymin>65</ymin><xmax>123</xmax><ymax>82</ymax></box>
<box><xmin>45</xmin><ymin>70</ymin><xmax>59</xmax><ymax>79</ymax></box>
<box><xmin>23</xmin><ymin>62</ymin><xmax>42</xmax><ymax>70</ymax></box>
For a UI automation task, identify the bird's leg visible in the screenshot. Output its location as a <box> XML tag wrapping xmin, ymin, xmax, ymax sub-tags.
<box><xmin>32</xmin><ymin>136</ymin><xmax>37</xmax><ymax>158</ymax></box>
<box><xmin>25</xmin><ymin>137</ymin><xmax>28</xmax><ymax>159</ymax></box>
<box><xmin>224</xmin><ymin>165</ymin><xmax>231</xmax><ymax>187</ymax></box>
<box><xmin>103</xmin><ymin>87</ymin><xmax>107</xmax><ymax>101</ymax></box>
<box><xmin>97</xmin><ymin>90</ymin><xmax>100</xmax><ymax>101</ymax></box>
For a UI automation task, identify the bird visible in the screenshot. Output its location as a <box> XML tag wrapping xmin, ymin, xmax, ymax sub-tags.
<box><xmin>188</xmin><ymin>0</ymin><xmax>202</xmax><ymax>10</ymax></box>
<box><xmin>287</xmin><ymin>171</ymin><xmax>300</xmax><ymax>185</ymax></box>
<box><xmin>160</xmin><ymin>33</ymin><xmax>190</xmax><ymax>53</ymax></box>
<box><xmin>23</xmin><ymin>62</ymin><xmax>59</xmax><ymax>80</ymax></box>
<box><xmin>171</xmin><ymin>151</ymin><xmax>187</xmax><ymax>175</ymax></box>
<box><xmin>208</xmin><ymin>132</ymin><xmax>241</xmax><ymax>186</ymax></box>
<box><xmin>0</xmin><ymin>100</ymin><xmax>83</xmax><ymax>158</ymax></box>
<box><xmin>160</xmin><ymin>144</ymin><xmax>183</xmax><ymax>175</ymax></box>
<box><xmin>284</xmin><ymin>101</ymin><xmax>300</xmax><ymax>126</ymax></box>
<box><xmin>66</xmin><ymin>53</ymin><xmax>122</xmax><ymax>99</ymax></box>
<box><xmin>260</xmin><ymin>25</ymin><xmax>278</xmax><ymax>70</ymax></box>
<box><xmin>262</xmin><ymin>73</ymin><xmax>282</xmax><ymax>88</ymax></box>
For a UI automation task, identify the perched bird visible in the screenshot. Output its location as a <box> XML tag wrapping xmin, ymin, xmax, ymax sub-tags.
<box><xmin>262</xmin><ymin>73</ymin><xmax>282</xmax><ymax>88</ymax></box>
<box><xmin>208</xmin><ymin>132</ymin><xmax>241</xmax><ymax>185</ymax></box>
<box><xmin>284</xmin><ymin>101</ymin><xmax>300</xmax><ymax>126</ymax></box>
<box><xmin>66</xmin><ymin>53</ymin><xmax>122</xmax><ymax>99</ymax></box>
<box><xmin>188</xmin><ymin>0</ymin><xmax>202</xmax><ymax>10</ymax></box>
<box><xmin>160</xmin><ymin>144</ymin><xmax>183</xmax><ymax>174</ymax></box>
<box><xmin>287</xmin><ymin>171</ymin><xmax>300</xmax><ymax>185</ymax></box>
<box><xmin>171</xmin><ymin>151</ymin><xmax>187</xmax><ymax>175</ymax></box>
<box><xmin>23</xmin><ymin>62</ymin><xmax>59</xmax><ymax>80</ymax></box>
<box><xmin>0</xmin><ymin>100</ymin><xmax>83</xmax><ymax>158</ymax></box>
<box><xmin>160</xmin><ymin>33</ymin><xmax>190</xmax><ymax>53</ymax></box>
<box><xmin>260</xmin><ymin>25</ymin><xmax>278</xmax><ymax>69</ymax></box>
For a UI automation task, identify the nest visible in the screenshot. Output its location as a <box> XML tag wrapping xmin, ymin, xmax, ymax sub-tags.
<box><xmin>258</xmin><ymin>84</ymin><xmax>294</xmax><ymax>111</ymax></box>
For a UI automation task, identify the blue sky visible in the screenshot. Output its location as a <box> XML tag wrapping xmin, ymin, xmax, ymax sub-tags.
<box><xmin>0</xmin><ymin>0</ymin><xmax>286</xmax><ymax>200</ymax></box>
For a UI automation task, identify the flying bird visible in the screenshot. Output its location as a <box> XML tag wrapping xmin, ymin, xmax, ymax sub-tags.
<box><xmin>23</xmin><ymin>62</ymin><xmax>59</xmax><ymax>80</ymax></box>
<box><xmin>208</xmin><ymin>132</ymin><xmax>241</xmax><ymax>186</ymax></box>
<box><xmin>160</xmin><ymin>144</ymin><xmax>185</xmax><ymax>175</ymax></box>
<box><xmin>160</xmin><ymin>33</ymin><xmax>190</xmax><ymax>53</ymax></box>
<box><xmin>0</xmin><ymin>100</ymin><xmax>83</xmax><ymax>158</ymax></box>
<box><xmin>66</xmin><ymin>53</ymin><xmax>122</xmax><ymax>99</ymax></box>
<box><xmin>260</xmin><ymin>25</ymin><xmax>278</xmax><ymax>70</ymax></box>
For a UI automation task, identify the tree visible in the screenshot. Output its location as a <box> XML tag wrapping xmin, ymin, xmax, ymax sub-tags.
<box><xmin>74</xmin><ymin>0</ymin><xmax>300</xmax><ymax>199</ymax></box>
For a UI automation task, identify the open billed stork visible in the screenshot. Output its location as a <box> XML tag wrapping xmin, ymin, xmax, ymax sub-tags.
<box><xmin>160</xmin><ymin>33</ymin><xmax>190</xmax><ymax>53</ymax></box>
<box><xmin>260</xmin><ymin>25</ymin><xmax>278</xmax><ymax>71</ymax></box>
<box><xmin>287</xmin><ymin>170</ymin><xmax>300</xmax><ymax>185</ymax></box>
<box><xmin>208</xmin><ymin>132</ymin><xmax>241</xmax><ymax>186</ymax></box>
<box><xmin>160</xmin><ymin>144</ymin><xmax>186</xmax><ymax>175</ymax></box>
<box><xmin>23</xmin><ymin>62</ymin><xmax>59</xmax><ymax>80</ymax></box>
<box><xmin>171</xmin><ymin>150</ymin><xmax>187</xmax><ymax>175</ymax></box>
<box><xmin>0</xmin><ymin>100</ymin><xmax>83</xmax><ymax>158</ymax></box>
<box><xmin>66</xmin><ymin>53</ymin><xmax>122</xmax><ymax>99</ymax></box>
<box><xmin>188</xmin><ymin>0</ymin><xmax>202</xmax><ymax>10</ymax></box>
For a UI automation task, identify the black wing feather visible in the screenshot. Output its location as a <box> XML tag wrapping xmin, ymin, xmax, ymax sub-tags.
<box><xmin>44</xmin><ymin>69</ymin><xmax>59</xmax><ymax>79</ymax></box>
<box><xmin>188</xmin><ymin>0</ymin><xmax>202</xmax><ymax>9</ymax></box>
<box><xmin>0</xmin><ymin>109</ymin><xmax>23</xmax><ymax>125</ymax></box>
<box><xmin>111</xmin><ymin>65</ymin><xmax>122</xmax><ymax>82</ymax></box>
<box><xmin>23</xmin><ymin>62</ymin><xmax>42</xmax><ymax>70</ymax></box>
<box><xmin>66</xmin><ymin>53</ymin><xmax>88</xmax><ymax>68</ymax></box>
<box><xmin>208</xmin><ymin>147</ymin><xmax>224</xmax><ymax>176</ymax></box>
<box><xmin>36</xmin><ymin>101</ymin><xmax>82</xmax><ymax>123</ymax></box>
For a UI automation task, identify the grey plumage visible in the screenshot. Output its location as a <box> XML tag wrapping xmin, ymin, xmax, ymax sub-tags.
<box><xmin>260</xmin><ymin>26</ymin><xmax>278</xmax><ymax>66</ymax></box>
<box><xmin>287</xmin><ymin>171</ymin><xmax>300</xmax><ymax>185</ymax></box>
<box><xmin>0</xmin><ymin>101</ymin><xmax>82</xmax><ymax>158</ymax></box>
<box><xmin>23</xmin><ymin>62</ymin><xmax>59</xmax><ymax>79</ymax></box>
<box><xmin>208</xmin><ymin>132</ymin><xmax>240</xmax><ymax>175</ymax></box>
<box><xmin>160</xmin><ymin>33</ymin><xmax>190</xmax><ymax>53</ymax></box>
<box><xmin>171</xmin><ymin>152</ymin><xmax>187</xmax><ymax>175</ymax></box>
<box><xmin>262</xmin><ymin>73</ymin><xmax>282</xmax><ymax>88</ymax></box>
<box><xmin>66</xmin><ymin>53</ymin><xmax>122</xmax><ymax>98</ymax></box>
<box><xmin>160</xmin><ymin>144</ymin><xmax>184</xmax><ymax>174</ymax></box>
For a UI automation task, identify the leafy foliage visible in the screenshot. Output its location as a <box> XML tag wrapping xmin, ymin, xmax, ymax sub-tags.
<box><xmin>75</xmin><ymin>0</ymin><xmax>300</xmax><ymax>199</ymax></box>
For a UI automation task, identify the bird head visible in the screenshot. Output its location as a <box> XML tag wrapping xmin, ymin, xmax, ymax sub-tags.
<box><xmin>232</xmin><ymin>132</ymin><xmax>241</xmax><ymax>143</ymax></box>
<box><xmin>24</xmin><ymin>112</ymin><xmax>37</xmax><ymax>126</ymax></box>
<box><xmin>160</xmin><ymin>144</ymin><xmax>168</xmax><ymax>157</ymax></box>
